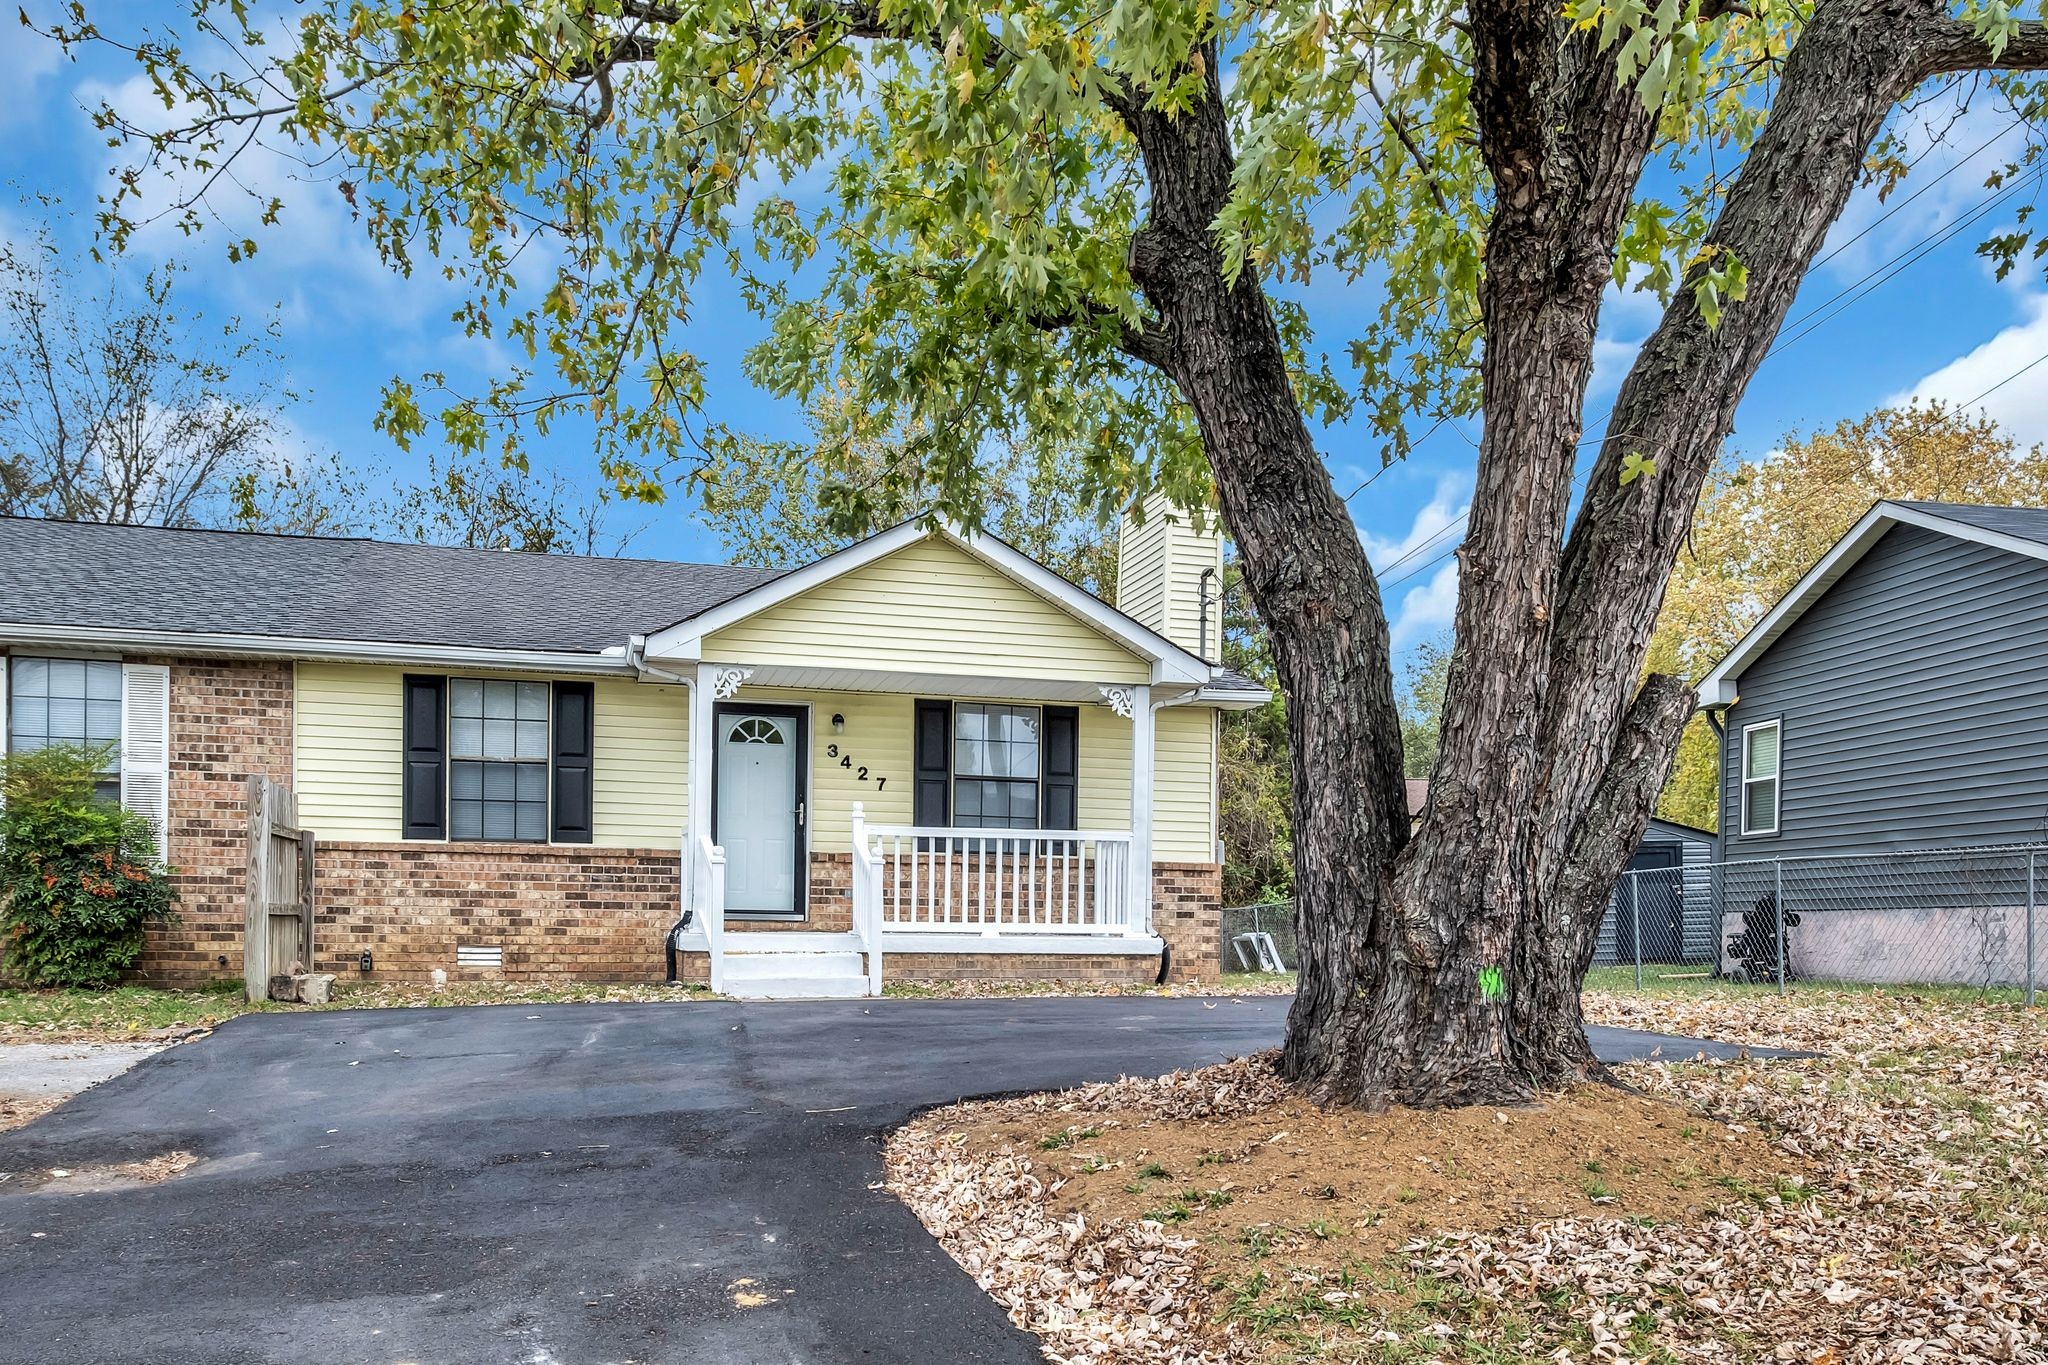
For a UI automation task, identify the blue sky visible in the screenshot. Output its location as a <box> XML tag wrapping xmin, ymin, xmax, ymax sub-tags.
<box><xmin>6</xmin><ymin>7</ymin><xmax>2045</xmax><ymax>663</ymax></box>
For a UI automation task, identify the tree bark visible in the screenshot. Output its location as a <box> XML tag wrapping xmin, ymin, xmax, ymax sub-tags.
<box><xmin>1533</xmin><ymin>0</ymin><xmax>1985</xmax><ymax>935</ymax></box>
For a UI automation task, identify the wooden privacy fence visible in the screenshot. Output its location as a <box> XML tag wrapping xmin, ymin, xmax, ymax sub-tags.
<box><xmin>244</xmin><ymin>776</ymin><xmax>315</xmax><ymax>1002</ymax></box>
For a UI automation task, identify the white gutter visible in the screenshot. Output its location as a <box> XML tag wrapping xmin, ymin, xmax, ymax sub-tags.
<box><xmin>625</xmin><ymin>633</ymin><xmax>693</xmax><ymax>686</ymax></box>
<box><xmin>0</xmin><ymin>622</ymin><xmax>636</xmax><ymax>675</ymax></box>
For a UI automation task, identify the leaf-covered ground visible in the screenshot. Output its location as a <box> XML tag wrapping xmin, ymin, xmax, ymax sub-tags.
<box><xmin>887</xmin><ymin>991</ymin><xmax>2047</xmax><ymax>1363</ymax></box>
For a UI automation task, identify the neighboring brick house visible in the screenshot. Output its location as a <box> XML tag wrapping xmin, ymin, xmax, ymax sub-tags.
<box><xmin>0</xmin><ymin>502</ymin><xmax>1256</xmax><ymax>996</ymax></box>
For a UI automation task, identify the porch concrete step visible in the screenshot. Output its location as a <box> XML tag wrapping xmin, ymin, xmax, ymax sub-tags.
<box><xmin>723</xmin><ymin>973</ymin><xmax>871</xmax><ymax>1000</ymax></box>
<box><xmin>720</xmin><ymin>947</ymin><xmax>870</xmax><ymax>1000</ymax></box>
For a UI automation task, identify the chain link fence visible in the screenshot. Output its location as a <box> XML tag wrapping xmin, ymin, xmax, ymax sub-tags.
<box><xmin>1604</xmin><ymin>843</ymin><xmax>2044</xmax><ymax>1001</ymax></box>
<box><xmin>1218</xmin><ymin>844</ymin><xmax>2045</xmax><ymax>1003</ymax></box>
<box><xmin>1219</xmin><ymin>901</ymin><xmax>1297</xmax><ymax>975</ymax></box>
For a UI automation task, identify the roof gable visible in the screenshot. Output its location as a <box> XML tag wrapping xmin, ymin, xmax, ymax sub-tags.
<box><xmin>646</xmin><ymin>522</ymin><xmax>1212</xmax><ymax>686</ymax></box>
<box><xmin>1698</xmin><ymin>500</ymin><xmax>2048</xmax><ymax>705</ymax></box>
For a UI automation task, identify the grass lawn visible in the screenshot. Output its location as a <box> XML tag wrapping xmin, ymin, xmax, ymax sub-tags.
<box><xmin>889</xmin><ymin>990</ymin><xmax>2048</xmax><ymax>1363</ymax></box>
<box><xmin>0</xmin><ymin>979</ymin><xmax>715</xmax><ymax>1042</ymax></box>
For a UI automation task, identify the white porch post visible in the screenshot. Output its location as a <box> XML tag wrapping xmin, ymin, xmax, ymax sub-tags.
<box><xmin>688</xmin><ymin>663</ymin><xmax>718</xmax><ymax>911</ymax></box>
<box><xmin>1128</xmin><ymin>684</ymin><xmax>1154</xmax><ymax>935</ymax></box>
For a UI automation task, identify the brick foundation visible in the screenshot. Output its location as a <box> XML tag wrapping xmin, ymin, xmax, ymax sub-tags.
<box><xmin>312</xmin><ymin>842</ymin><xmax>680</xmax><ymax>983</ymax></box>
<box><xmin>1153</xmin><ymin>862</ymin><xmax>1224</xmax><ymax>983</ymax></box>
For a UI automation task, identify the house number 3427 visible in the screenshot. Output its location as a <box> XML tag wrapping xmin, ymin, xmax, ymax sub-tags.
<box><xmin>825</xmin><ymin>743</ymin><xmax>886</xmax><ymax>791</ymax></box>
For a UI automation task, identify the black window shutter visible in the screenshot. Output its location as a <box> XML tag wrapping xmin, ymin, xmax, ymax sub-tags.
<box><xmin>401</xmin><ymin>675</ymin><xmax>447</xmax><ymax>840</ymax></box>
<box><xmin>551</xmin><ymin>681</ymin><xmax>596</xmax><ymax>843</ymax></box>
<box><xmin>1041</xmin><ymin>705</ymin><xmax>1079</xmax><ymax>829</ymax></box>
<box><xmin>913</xmin><ymin>699</ymin><xmax>952</xmax><ymax>828</ymax></box>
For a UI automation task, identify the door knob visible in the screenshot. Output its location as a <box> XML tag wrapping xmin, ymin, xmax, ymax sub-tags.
<box><xmin>796</xmin><ymin>801</ymin><xmax>807</xmax><ymax>827</ymax></box>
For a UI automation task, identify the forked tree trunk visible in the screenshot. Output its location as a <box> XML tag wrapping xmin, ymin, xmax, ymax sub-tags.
<box><xmin>1094</xmin><ymin>2</ymin><xmax>2048</xmax><ymax>1110</ymax></box>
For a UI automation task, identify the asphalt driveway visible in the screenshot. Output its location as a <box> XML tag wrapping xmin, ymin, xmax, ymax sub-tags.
<box><xmin>0</xmin><ymin>998</ymin><xmax>1765</xmax><ymax>1364</ymax></box>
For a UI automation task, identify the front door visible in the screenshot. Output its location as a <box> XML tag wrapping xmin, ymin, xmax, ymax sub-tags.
<box><xmin>713</xmin><ymin>704</ymin><xmax>808</xmax><ymax>917</ymax></box>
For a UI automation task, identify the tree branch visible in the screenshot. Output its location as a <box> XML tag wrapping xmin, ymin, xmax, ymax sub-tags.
<box><xmin>1916</xmin><ymin>19</ymin><xmax>2048</xmax><ymax>75</ymax></box>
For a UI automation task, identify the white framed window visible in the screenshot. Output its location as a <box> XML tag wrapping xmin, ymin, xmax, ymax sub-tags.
<box><xmin>951</xmin><ymin>702</ymin><xmax>1041</xmax><ymax>829</ymax></box>
<box><xmin>1740</xmin><ymin>719</ymin><xmax>1781</xmax><ymax>836</ymax></box>
<box><xmin>8</xmin><ymin>657</ymin><xmax>125</xmax><ymax>802</ymax></box>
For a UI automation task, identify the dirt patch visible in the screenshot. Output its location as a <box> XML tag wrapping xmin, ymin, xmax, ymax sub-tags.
<box><xmin>0</xmin><ymin>1149</ymin><xmax>199</xmax><ymax>1194</ymax></box>
<box><xmin>0</xmin><ymin>1093</ymin><xmax>63</xmax><ymax>1132</ymax></box>
<box><xmin>937</xmin><ymin>1059</ymin><xmax>1795</xmax><ymax>1287</ymax></box>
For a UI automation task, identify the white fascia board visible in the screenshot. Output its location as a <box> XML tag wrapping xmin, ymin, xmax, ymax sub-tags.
<box><xmin>0</xmin><ymin>622</ymin><xmax>634</xmax><ymax>675</ymax></box>
<box><xmin>1695</xmin><ymin>500</ymin><xmax>2048</xmax><ymax>706</ymax></box>
<box><xmin>640</xmin><ymin>518</ymin><xmax>1213</xmax><ymax>684</ymax></box>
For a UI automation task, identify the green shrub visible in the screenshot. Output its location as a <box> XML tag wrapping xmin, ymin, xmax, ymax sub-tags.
<box><xmin>0</xmin><ymin>744</ymin><xmax>178</xmax><ymax>987</ymax></box>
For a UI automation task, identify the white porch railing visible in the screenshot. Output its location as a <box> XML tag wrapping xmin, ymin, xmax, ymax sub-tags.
<box><xmin>692</xmin><ymin>828</ymin><xmax>728</xmax><ymax>994</ymax></box>
<box><xmin>858</xmin><ymin>821</ymin><xmax>1138</xmax><ymax>935</ymax></box>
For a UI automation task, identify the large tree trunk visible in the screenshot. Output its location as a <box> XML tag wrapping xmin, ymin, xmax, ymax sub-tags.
<box><xmin>1097</xmin><ymin>0</ymin><xmax>2048</xmax><ymax>1110</ymax></box>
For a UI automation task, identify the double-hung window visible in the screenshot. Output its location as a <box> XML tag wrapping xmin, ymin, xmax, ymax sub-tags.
<box><xmin>403</xmin><ymin>675</ymin><xmax>595</xmax><ymax>844</ymax></box>
<box><xmin>1740</xmin><ymin>719</ymin><xmax>1781</xmax><ymax>836</ymax></box>
<box><xmin>8</xmin><ymin>657</ymin><xmax>124</xmax><ymax>802</ymax></box>
<box><xmin>952</xmin><ymin>703</ymin><xmax>1042</xmax><ymax>829</ymax></box>
<box><xmin>912</xmin><ymin>699</ymin><xmax>1079</xmax><ymax>833</ymax></box>
<box><xmin>448</xmin><ymin>679</ymin><xmax>551</xmax><ymax>842</ymax></box>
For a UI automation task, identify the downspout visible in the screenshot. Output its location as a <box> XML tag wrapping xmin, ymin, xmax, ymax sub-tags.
<box><xmin>630</xmin><ymin>634</ymin><xmax>698</xmax><ymax>983</ymax></box>
<box><xmin>1196</xmin><ymin>567</ymin><xmax>1219</xmax><ymax>662</ymax></box>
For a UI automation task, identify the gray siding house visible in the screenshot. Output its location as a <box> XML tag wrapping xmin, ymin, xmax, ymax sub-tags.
<box><xmin>1696</xmin><ymin>500</ymin><xmax>2048</xmax><ymax>985</ymax></box>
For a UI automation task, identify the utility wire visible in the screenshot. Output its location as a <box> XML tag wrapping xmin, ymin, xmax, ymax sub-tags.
<box><xmin>1365</xmin><ymin>155</ymin><xmax>2046</xmax><ymax>595</ymax></box>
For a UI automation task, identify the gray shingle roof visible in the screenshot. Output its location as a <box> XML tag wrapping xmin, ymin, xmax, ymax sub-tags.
<box><xmin>0</xmin><ymin>516</ymin><xmax>784</xmax><ymax>654</ymax></box>
<box><xmin>1891</xmin><ymin>500</ymin><xmax>2048</xmax><ymax>549</ymax></box>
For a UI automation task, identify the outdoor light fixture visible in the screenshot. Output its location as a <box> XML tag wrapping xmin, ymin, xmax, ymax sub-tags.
<box><xmin>831</xmin><ymin>713</ymin><xmax>845</xmax><ymax>733</ymax></box>
<box><xmin>359</xmin><ymin>950</ymin><xmax>374</xmax><ymax>974</ymax></box>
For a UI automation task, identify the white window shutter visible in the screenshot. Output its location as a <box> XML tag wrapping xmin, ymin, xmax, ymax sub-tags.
<box><xmin>120</xmin><ymin>663</ymin><xmax>171</xmax><ymax>844</ymax></box>
<box><xmin>0</xmin><ymin>654</ymin><xmax>8</xmax><ymax>811</ymax></box>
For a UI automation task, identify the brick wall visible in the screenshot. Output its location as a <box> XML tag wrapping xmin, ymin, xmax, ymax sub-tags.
<box><xmin>1153</xmin><ymin>862</ymin><xmax>1223</xmax><ymax>982</ymax></box>
<box><xmin>146</xmin><ymin>659</ymin><xmax>295</xmax><ymax>984</ymax></box>
<box><xmin>313</xmin><ymin>843</ymin><xmax>680</xmax><ymax>982</ymax></box>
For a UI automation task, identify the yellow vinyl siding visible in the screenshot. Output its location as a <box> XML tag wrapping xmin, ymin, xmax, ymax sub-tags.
<box><xmin>292</xmin><ymin>662</ymin><xmax>1218</xmax><ymax>862</ymax></box>
<box><xmin>704</xmin><ymin>537</ymin><xmax>1148</xmax><ymax>683</ymax></box>
<box><xmin>1162</xmin><ymin>520</ymin><xmax>1224</xmax><ymax>660</ymax></box>
<box><xmin>1154</xmin><ymin>705</ymin><xmax>1217</xmax><ymax>862</ymax></box>
<box><xmin>591</xmin><ymin>678</ymin><xmax>687</xmax><ymax>848</ymax></box>
<box><xmin>1076</xmin><ymin>704</ymin><xmax>1133</xmax><ymax>832</ymax></box>
<box><xmin>294</xmin><ymin>664</ymin><xmax>687</xmax><ymax>848</ymax></box>
<box><xmin>293</xmin><ymin>662</ymin><xmax>405</xmax><ymax>840</ymax></box>
<box><xmin>1114</xmin><ymin>492</ymin><xmax>1223</xmax><ymax>658</ymax></box>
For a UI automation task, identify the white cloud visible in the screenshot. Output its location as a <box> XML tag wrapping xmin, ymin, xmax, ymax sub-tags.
<box><xmin>1820</xmin><ymin>98</ymin><xmax>2030</xmax><ymax>284</ymax></box>
<box><xmin>0</xmin><ymin>6</ymin><xmax>62</xmax><ymax>129</ymax></box>
<box><xmin>1356</xmin><ymin>472</ymin><xmax>1468</xmax><ymax>650</ymax></box>
<box><xmin>74</xmin><ymin>71</ymin><xmax>456</xmax><ymax>336</ymax></box>
<box><xmin>1361</xmin><ymin>472</ymin><xmax>1469</xmax><ymax>567</ymax></box>
<box><xmin>1387</xmin><ymin>555</ymin><xmax>1459</xmax><ymax>651</ymax></box>
<box><xmin>1890</xmin><ymin>292</ymin><xmax>2048</xmax><ymax>446</ymax></box>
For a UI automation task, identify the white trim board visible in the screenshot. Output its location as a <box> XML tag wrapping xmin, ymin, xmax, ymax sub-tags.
<box><xmin>642</xmin><ymin>520</ymin><xmax>1213</xmax><ymax>687</ymax></box>
<box><xmin>1696</xmin><ymin>501</ymin><xmax>2048</xmax><ymax>706</ymax></box>
<box><xmin>0</xmin><ymin>623</ymin><xmax>634</xmax><ymax>676</ymax></box>
<box><xmin>669</xmin><ymin>930</ymin><xmax>1166</xmax><ymax>957</ymax></box>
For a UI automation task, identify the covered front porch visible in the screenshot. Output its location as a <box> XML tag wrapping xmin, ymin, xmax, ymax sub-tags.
<box><xmin>665</xmin><ymin>664</ymin><xmax>1173</xmax><ymax>998</ymax></box>
<box><xmin>635</xmin><ymin>520</ymin><xmax>1246</xmax><ymax>996</ymax></box>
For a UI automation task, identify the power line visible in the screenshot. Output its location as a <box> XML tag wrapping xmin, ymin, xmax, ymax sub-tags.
<box><xmin>1366</xmin><ymin>156</ymin><xmax>2043</xmax><ymax>595</ymax></box>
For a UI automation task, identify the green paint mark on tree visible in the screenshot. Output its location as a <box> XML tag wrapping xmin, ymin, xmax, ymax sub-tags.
<box><xmin>1478</xmin><ymin>966</ymin><xmax>1505</xmax><ymax>1003</ymax></box>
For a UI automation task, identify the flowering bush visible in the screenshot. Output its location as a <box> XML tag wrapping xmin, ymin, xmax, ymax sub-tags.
<box><xmin>0</xmin><ymin>744</ymin><xmax>177</xmax><ymax>987</ymax></box>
